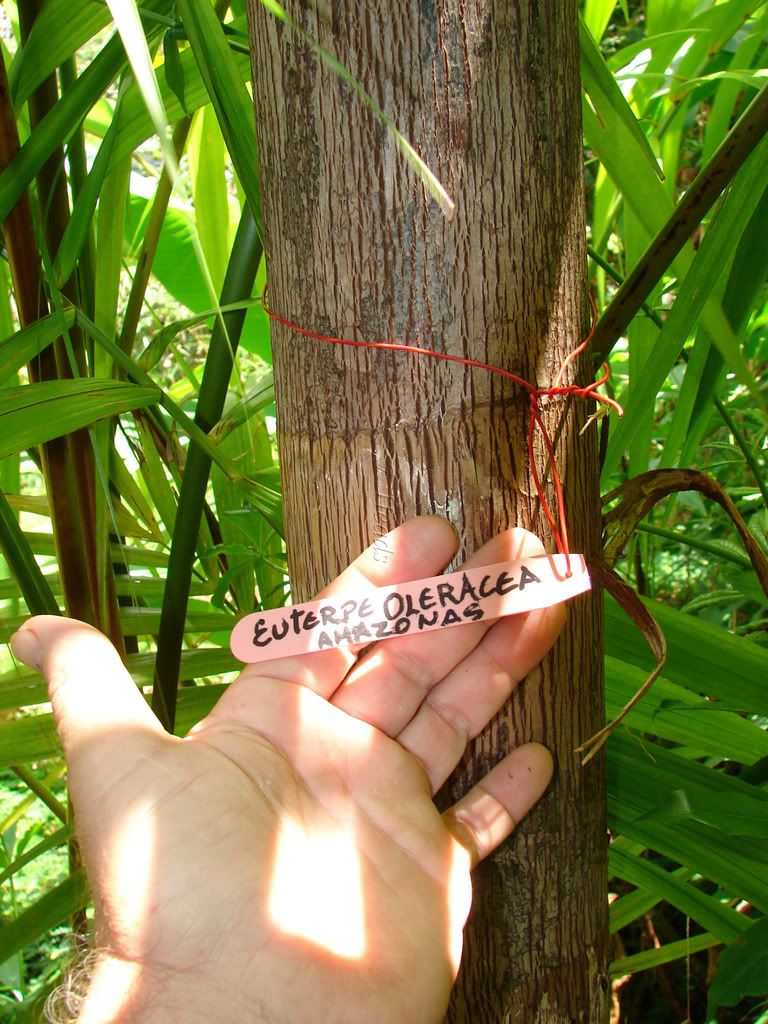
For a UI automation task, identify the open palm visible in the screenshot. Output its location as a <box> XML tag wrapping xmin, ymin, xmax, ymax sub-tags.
<box><xmin>12</xmin><ymin>518</ymin><xmax>564</xmax><ymax>1024</ymax></box>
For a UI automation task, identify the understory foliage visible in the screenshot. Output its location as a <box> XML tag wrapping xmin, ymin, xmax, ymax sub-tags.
<box><xmin>0</xmin><ymin>0</ymin><xmax>766</xmax><ymax>1020</ymax></box>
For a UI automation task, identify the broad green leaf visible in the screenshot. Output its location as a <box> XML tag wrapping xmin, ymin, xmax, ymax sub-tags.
<box><xmin>606</xmin><ymin>30</ymin><xmax>696</xmax><ymax>76</ymax></box>
<box><xmin>188</xmin><ymin>106</ymin><xmax>231</xmax><ymax>293</ymax></box>
<box><xmin>583</xmin><ymin>0</ymin><xmax>621</xmax><ymax>42</ymax></box>
<box><xmin>106</xmin><ymin>0</ymin><xmax>176</xmax><ymax>175</ymax></box>
<box><xmin>124</xmin><ymin>202</ymin><xmax>268</xmax><ymax>364</ymax></box>
<box><xmin>0</xmin><ymin>380</ymin><xmax>160</xmax><ymax>459</ymax></box>
<box><xmin>582</xmin><ymin>80</ymin><xmax>679</xmax><ymax>296</ymax></box>
<box><xmin>605</xmin><ymin>656</ymin><xmax>768</xmax><ymax>763</ymax></box>
<box><xmin>175</xmin><ymin>1</ymin><xmax>263</xmax><ymax>225</ymax></box>
<box><xmin>231</xmin><ymin>253</ymin><xmax>272</xmax><ymax>362</ymax></box>
<box><xmin>646</xmin><ymin>0</ymin><xmax>703</xmax><ymax>41</ymax></box>
<box><xmin>609</xmin><ymin>846</ymin><xmax>750</xmax><ymax>943</ymax></box>
<box><xmin>108</xmin><ymin>48</ymin><xmax>253</xmax><ymax>169</ymax></box>
<box><xmin>624</xmin><ymin>208</ymin><xmax>657</xmax><ymax>477</ymax></box>
<box><xmin>707</xmin><ymin>917</ymin><xmax>768</xmax><ymax>1017</ymax></box>
<box><xmin>0</xmin><ymin>491</ymin><xmax>60</xmax><ymax>617</ymax></box>
<box><xmin>0</xmin><ymin>871</ymin><xmax>89</xmax><ymax>964</ymax></box>
<box><xmin>657</xmin><ymin>95</ymin><xmax>687</xmax><ymax>201</ymax></box>
<box><xmin>0</xmin><ymin>7</ymin><xmax>167</xmax><ymax>222</ymax></box>
<box><xmin>53</xmin><ymin>99</ymin><xmax>123</xmax><ymax>288</ymax></box>
<box><xmin>606</xmin><ymin>595</ymin><xmax>768</xmax><ymax>716</ymax></box>
<box><xmin>0</xmin><ymin>826</ymin><xmax>70</xmax><ymax>887</ymax></box>
<box><xmin>661</xmin><ymin>324</ymin><xmax>719</xmax><ymax>471</ymax></box>
<box><xmin>125</xmin><ymin>193</ymin><xmax>205</xmax><ymax>313</ymax></box>
<box><xmin>582</xmin><ymin>68</ymin><xmax>671</xmax><ymax>240</ymax></box>
<box><xmin>0</xmin><ymin>261</ymin><xmax>15</xmax><ymax>345</ymax></box>
<box><xmin>605</xmin><ymin>130</ymin><xmax>768</xmax><ymax>465</ymax></box>
<box><xmin>124</xmin><ymin>201</ymin><xmax>266</xmax><ymax>366</ymax></box>
<box><xmin>163</xmin><ymin>31</ymin><xmax>188</xmax><ymax>113</ymax></box>
<box><xmin>109</xmin><ymin>0</ymin><xmax>229</xmax><ymax>337</ymax></box>
<box><xmin>9</xmin><ymin>0</ymin><xmax>114</xmax><ymax>106</ymax></box>
<box><xmin>610</xmin><ymin>932</ymin><xmax>719</xmax><ymax>977</ymax></box>
<box><xmin>0</xmin><ymin>683</ymin><xmax>227</xmax><ymax>767</ymax></box>
<box><xmin>0</xmin><ymin>309</ymin><xmax>76</xmax><ymax>382</ymax></box>
<box><xmin>702</xmin><ymin>6</ymin><xmax>768</xmax><ymax>164</ymax></box>
<box><xmin>580</xmin><ymin>19</ymin><xmax>662</xmax><ymax>181</ymax></box>
<box><xmin>678</xmin><ymin>182</ymin><xmax>768</xmax><ymax>467</ymax></box>
<box><xmin>638</xmin><ymin>788</ymin><xmax>768</xmax><ymax>838</ymax></box>
<box><xmin>94</xmin><ymin>155</ymin><xmax>133</xmax><ymax>346</ymax></box>
<box><xmin>666</xmin><ymin>0</ymin><xmax>765</xmax><ymax>103</ymax></box>
<box><xmin>608</xmin><ymin>732</ymin><xmax>768</xmax><ymax>914</ymax></box>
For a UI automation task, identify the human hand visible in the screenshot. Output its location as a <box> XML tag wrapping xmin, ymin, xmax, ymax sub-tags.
<box><xmin>11</xmin><ymin>518</ymin><xmax>565</xmax><ymax>1024</ymax></box>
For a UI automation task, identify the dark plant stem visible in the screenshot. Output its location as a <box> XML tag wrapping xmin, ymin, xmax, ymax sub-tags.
<box><xmin>152</xmin><ymin>206</ymin><xmax>263</xmax><ymax>732</ymax></box>
<box><xmin>11</xmin><ymin>766</ymin><xmax>67</xmax><ymax>823</ymax></box>
<box><xmin>16</xmin><ymin>0</ymin><xmax>113</xmax><ymax>636</ymax></box>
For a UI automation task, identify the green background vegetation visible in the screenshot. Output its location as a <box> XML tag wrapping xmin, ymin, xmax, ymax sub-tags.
<box><xmin>0</xmin><ymin>0</ymin><xmax>767</xmax><ymax>1020</ymax></box>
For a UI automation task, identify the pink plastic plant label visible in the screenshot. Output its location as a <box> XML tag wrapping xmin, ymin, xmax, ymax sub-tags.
<box><xmin>230</xmin><ymin>553</ymin><xmax>590</xmax><ymax>664</ymax></box>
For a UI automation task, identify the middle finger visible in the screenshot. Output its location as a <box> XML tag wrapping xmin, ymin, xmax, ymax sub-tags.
<box><xmin>330</xmin><ymin>528</ymin><xmax>545</xmax><ymax>733</ymax></box>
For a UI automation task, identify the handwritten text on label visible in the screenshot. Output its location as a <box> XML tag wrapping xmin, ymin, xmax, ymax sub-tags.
<box><xmin>230</xmin><ymin>554</ymin><xmax>590</xmax><ymax>664</ymax></box>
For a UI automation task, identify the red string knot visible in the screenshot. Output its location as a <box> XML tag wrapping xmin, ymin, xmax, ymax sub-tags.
<box><xmin>260</xmin><ymin>286</ymin><xmax>623</xmax><ymax>578</ymax></box>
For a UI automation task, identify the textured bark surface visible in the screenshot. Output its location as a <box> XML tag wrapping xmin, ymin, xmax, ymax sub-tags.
<box><xmin>247</xmin><ymin>2</ymin><xmax>610</xmax><ymax>1020</ymax></box>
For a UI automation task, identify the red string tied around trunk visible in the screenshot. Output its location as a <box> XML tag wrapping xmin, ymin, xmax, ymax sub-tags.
<box><xmin>260</xmin><ymin>288</ymin><xmax>623</xmax><ymax>577</ymax></box>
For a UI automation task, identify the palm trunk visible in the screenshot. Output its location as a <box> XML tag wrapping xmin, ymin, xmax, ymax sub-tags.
<box><xmin>247</xmin><ymin>2</ymin><xmax>610</xmax><ymax>1019</ymax></box>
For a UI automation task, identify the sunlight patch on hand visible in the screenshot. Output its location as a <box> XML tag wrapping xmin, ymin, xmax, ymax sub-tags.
<box><xmin>445</xmin><ymin>838</ymin><xmax>472</xmax><ymax>975</ymax></box>
<box><xmin>104</xmin><ymin>800</ymin><xmax>156</xmax><ymax>947</ymax></box>
<box><xmin>268</xmin><ymin>813</ymin><xmax>366</xmax><ymax>960</ymax></box>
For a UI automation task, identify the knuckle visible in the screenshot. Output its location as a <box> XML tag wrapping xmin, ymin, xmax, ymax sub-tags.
<box><xmin>425</xmin><ymin>696</ymin><xmax>472</xmax><ymax>742</ymax></box>
<box><xmin>388</xmin><ymin>645</ymin><xmax>439</xmax><ymax>696</ymax></box>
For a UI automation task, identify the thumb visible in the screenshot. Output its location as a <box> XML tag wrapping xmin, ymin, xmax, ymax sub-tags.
<box><xmin>11</xmin><ymin>616</ymin><xmax>165</xmax><ymax>772</ymax></box>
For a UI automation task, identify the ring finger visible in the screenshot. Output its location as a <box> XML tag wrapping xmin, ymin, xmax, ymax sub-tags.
<box><xmin>397</xmin><ymin>601</ymin><xmax>565</xmax><ymax>792</ymax></box>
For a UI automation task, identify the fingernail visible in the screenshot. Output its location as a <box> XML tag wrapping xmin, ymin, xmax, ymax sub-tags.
<box><xmin>10</xmin><ymin>628</ymin><xmax>42</xmax><ymax>671</ymax></box>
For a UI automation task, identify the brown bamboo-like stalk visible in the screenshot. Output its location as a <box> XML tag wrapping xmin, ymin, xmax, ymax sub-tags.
<box><xmin>1</xmin><ymin>19</ymin><xmax>96</xmax><ymax>946</ymax></box>
<box><xmin>248</xmin><ymin>2</ymin><xmax>610</xmax><ymax>1020</ymax></box>
<box><xmin>118</xmin><ymin>117</ymin><xmax>193</xmax><ymax>358</ymax></box>
<box><xmin>12</xmin><ymin>0</ymin><xmax>121</xmax><ymax>646</ymax></box>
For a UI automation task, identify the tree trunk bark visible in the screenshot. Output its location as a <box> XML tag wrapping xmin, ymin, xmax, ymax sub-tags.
<box><xmin>247</xmin><ymin>2</ymin><xmax>610</xmax><ymax>1020</ymax></box>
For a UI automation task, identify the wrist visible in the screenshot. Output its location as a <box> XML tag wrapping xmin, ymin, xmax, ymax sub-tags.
<box><xmin>74</xmin><ymin>954</ymin><xmax>146</xmax><ymax>1024</ymax></box>
<box><xmin>69</xmin><ymin>953</ymin><xmax>268</xmax><ymax>1024</ymax></box>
